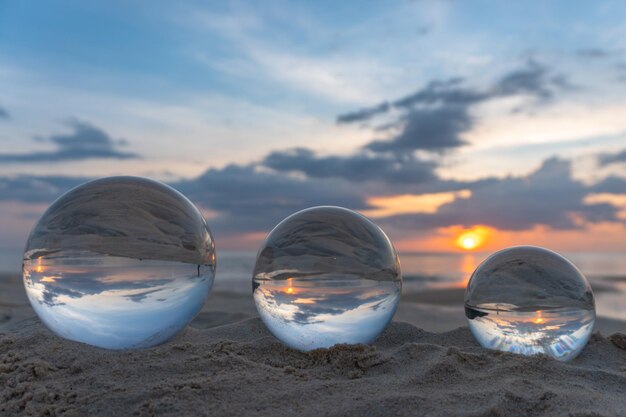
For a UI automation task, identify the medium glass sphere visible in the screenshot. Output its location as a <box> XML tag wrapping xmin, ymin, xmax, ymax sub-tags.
<box><xmin>22</xmin><ymin>176</ymin><xmax>216</xmax><ymax>349</ymax></box>
<box><xmin>253</xmin><ymin>206</ymin><xmax>401</xmax><ymax>351</ymax></box>
<box><xmin>465</xmin><ymin>246</ymin><xmax>595</xmax><ymax>361</ymax></box>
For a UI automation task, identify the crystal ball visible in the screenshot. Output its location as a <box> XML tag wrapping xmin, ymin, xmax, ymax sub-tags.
<box><xmin>22</xmin><ymin>176</ymin><xmax>216</xmax><ymax>349</ymax></box>
<box><xmin>253</xmin><ymin>206</ymin><xmax>402</xmax><ymax>351</ymax></box>
<box><xmin>465</xmin><ymin>246</ymin><xmax>595</xmax><ymax>361</ymax></box>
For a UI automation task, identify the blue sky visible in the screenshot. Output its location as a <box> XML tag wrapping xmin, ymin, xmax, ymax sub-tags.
<box><xmin>1</xmin><ymin>0</ymin><xmax>626</xmax><ymax>252</ymax></box>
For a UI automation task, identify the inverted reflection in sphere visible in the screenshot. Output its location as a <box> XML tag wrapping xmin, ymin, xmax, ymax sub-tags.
<box><xmin>465</xmin><ymin>246</ymin><xmax>595</xmax><ymax>361</ymax></box>
<box><xmin>253</xmin><ymin>206</ymin><xmax>401</xmax><ymax>351</ymax></box>
<box><xmin>22</xmin><ymin>176</ymin><xmax>216</xmax><ymax>349</ymax></box>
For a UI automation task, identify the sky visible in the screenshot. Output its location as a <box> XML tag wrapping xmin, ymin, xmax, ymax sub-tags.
<box><xmin>1</xmin><ymin>0</ymin><xmax>626</xmax><ymax>254</ymax></box>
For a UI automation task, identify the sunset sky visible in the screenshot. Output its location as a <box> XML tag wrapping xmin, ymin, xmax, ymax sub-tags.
<box><xmin>1</xmin><ymin>0</ymin><xmax>626</xmax><ymax>253</ymax></box>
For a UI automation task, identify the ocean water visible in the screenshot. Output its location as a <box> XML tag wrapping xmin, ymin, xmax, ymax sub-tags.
<box><xmin>3</xmin><ymin>249</ymin><xmax>626</xmax><ymax>321</ymax></box>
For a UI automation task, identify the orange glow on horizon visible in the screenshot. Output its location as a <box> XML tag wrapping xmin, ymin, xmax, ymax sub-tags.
<box><xmin>455</xmin><ymin>226</ymin><xmax>491</xmax><ymax>251</ymax></box>
<box><xmin>361</xmin><ymin>190</ymin><xmax>471</xmax><ymax>218</ymax></box>
<box><xmin>35</xmin><ymin>256</ymin><xmax>43</xmax><ymax>273</ymax></box>
<box><xmin>392</xmin><ymin>221</ymin><xmax>626</xmax><ymax>253</ymax></box>
<box><xmin>285</xmin><ymin>277</ymin><xmax>295</xmax><ymax>295</ymax></box>
<box><xmin>534</xmin><ymin>310</ymin><xmax>544</xmax><ymax>324</ymax></box>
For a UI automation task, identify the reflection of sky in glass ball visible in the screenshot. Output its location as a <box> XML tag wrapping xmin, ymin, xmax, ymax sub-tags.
<box><xmin>253</xmin><ymin>206</ymin><xmax>401</xmax><ymax>351</ymax></box>
<box><xmin>464</xmin><ymin>246</ymin><xmax>595</xmax><ymax>362</ymax></box>
<box><xmin>22</xmin><ymin>176</ymin><xmax>216</xmax><ymax>349</ymax></box>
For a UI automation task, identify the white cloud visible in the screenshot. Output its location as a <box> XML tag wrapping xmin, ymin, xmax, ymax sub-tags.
<box><xmin>0</xmin><ymin>64</ymin><xmax>373</xmax><ymax>178</ymax></box>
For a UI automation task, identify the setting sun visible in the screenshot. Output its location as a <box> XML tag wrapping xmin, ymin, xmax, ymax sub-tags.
<box><xmin>285</xmin><ymin>277</ymin><xmax>295</xmax><ymax>295</ymax></box>
<box><xmin>455</xmin><ymin>226</ymin><xmax>490</xmax><ymax>251</ymax></box>
<box><xmin>461</xmin><ymin>237</ymin><xmax>478</xmax><ymax>250</ymax></box>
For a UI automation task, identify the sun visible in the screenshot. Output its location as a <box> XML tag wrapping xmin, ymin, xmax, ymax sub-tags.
<box><xmin>455</xmin><ymin>226</ymin><xmax>490</xmax><ymax>251</ymax></box>
<box><xmin>461</xmin><ymin>236</ymin><xmax>478</xmax><ymax>250</ymax></box>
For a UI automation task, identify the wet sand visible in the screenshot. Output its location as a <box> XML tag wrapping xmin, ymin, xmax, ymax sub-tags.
<box><xmin>1</xmin><ymin>273</ymin><xmax>625</xmax><ymax>416</ymax></box>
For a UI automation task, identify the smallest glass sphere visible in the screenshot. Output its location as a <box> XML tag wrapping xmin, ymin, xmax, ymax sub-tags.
<box><xmin>464</xmin><ymin>246</ymin><xmax>595</xmax><ymax>362</ymax></box>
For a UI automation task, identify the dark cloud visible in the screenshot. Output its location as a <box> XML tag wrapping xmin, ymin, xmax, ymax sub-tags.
<box><xmin>336</xmin><ymin>77</ymin><xmax>482</xmax><ymax>125</ymax></box>
<box><xmin>491</xmin><ymin>60</ymin><xmax>557</xmax><ymax>100</ymax></box>
<box><xmin>391</xmin><ymin>78</ymin><xmax>485</xmax><ymax>109</ymax></box>
<box><xmin>176</xmin><ymin>164</ymin><xmax>368</xmax><ymax>234</ymax></box>
<box><xmin>0</xmin><ymin>120</ymin><xmax>138</xmax><ymax>163</ymax></box>
<box><xmin>0</xmin><ymin>175</ymin><xmax>87</xmax><ymax>203</ymax></box>
<box><xmin>1</xmin><ymin>155</ymin><xmax>620</xmax><ymax>236</ymax></box>
<box><xmin>336</xmin><ymin>102</ymin><xmax>390</xmax><ymax>124</ymax></box>
<box><xmin>262</xmin><ymin>148</ymin><xmax>437</xmax><ymax>183</ymax></box>
<box><xmin>590</xmin><ymin>176</ymin><xmax>626</xmax><ymax>194</ymax></box>
<box><xmin>576</xmin><ymin>48</ymin><xmax>610</xmax><ymax>59</ymax></box>
<box><xmin>379</xmin><ymin>158</ymin><xmax>619</xmax><ymax>231</ymax></box>
<box><xmin>0</xmin><ymin>106</ymin><xmax>9</xmax><ymax>120</ymax></box>
<box><xmin>336</xmin><ymin>61</ymin><xmax>570</xmax><ymax>154</ymax></box>
<box><xmin>366</xmin><ymin>105</ymin><xmax>471</xmax><ymax>152</ymax></box>
<box><xmin>598</xmin><ymin>148</ymin><xmax>626</xmax><ymax>166</ymax></box>
<box><xmin>126</xmin><ymin>288</ymin><xmax>168</xmax><ymax>303</ymax></box>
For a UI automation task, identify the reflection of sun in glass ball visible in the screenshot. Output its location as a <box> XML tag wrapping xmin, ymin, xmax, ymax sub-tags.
<box><xmin>22</xmin><ymin>176</ymin><xmax>216</xmax><ymax>349</ymax></box>
<box><xmin>465</xmin><ymin>246</ymin><xmax>595</xmax><ymax>362</ymax></box>
<box><xmin>252</xmin><ymin>206</ymin><xmax>402</xmax><ymax>351</ymax></box>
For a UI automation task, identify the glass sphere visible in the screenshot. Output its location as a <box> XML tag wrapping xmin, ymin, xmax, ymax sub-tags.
<box><xmin>253</xmin><ymin>206</ymin><xmax>401</xmax><ymax>351</ymax></box>
<box><xmin>22</xmin><ymin>176</ymin><xmax>216</xmax><ymax>349</ymax></box>
<box><xmin>465</xmin><ymin>246</ymin><xmax>595</xmax><ymax>361</ymax></box>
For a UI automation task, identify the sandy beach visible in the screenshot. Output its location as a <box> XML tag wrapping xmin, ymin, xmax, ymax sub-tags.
<box><xmin>1</xmin><ymin>272</ymin><xmax>625</xmax><ymax>417</ymax></box>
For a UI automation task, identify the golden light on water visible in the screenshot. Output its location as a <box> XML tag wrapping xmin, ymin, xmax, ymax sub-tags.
<box><xmin>285</xmin><ymin>277</ymin><xmax>295</xmax><ymax>295</ymax></box>
<box><xmin>35</xmin><ymin>256</ymin><xmax>44</xmax><ymax>273</ymax></box>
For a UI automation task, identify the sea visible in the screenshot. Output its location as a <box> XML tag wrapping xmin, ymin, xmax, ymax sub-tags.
<box><xmin>2</xmin><ymin>249</ymin><xmax>625</xmax><ymax>321</ymax></box>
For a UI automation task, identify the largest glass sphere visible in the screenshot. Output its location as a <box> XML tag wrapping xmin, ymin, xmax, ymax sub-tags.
<box><xmin>253</xmin><ymin>206</ymin><xmax>402</xmax><ymax>351</ymax></box>
<box><xmin>465</xmin><ymin>246</ymin><xmax>595</xmax><ymax>361</ymax></box>
<box><xmin>22</xmin><ymin>176</ymin><xmax>216</xmax><ymax>349</ymax></box>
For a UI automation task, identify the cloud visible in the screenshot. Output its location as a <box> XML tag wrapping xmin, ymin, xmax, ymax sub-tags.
<box><xmin>365</xmin><ymin>105</ymin><xmax>472</xmax><ymax>152</ymax></box>
<box><xmin>3</xmin><ymin>154</ymin><xmax>619</xmax><ymax>239</ymax></box>
<box><xmin>256</xmin><ymin>286</ymin><xmax>395</xmax><ymax>325</ymax></box>
<box><xmin>576</xmin><ymin>48</ymin><xmax>610</xmax><ymax>59</ymax></box>
<box><xmin>176</xmin><ymin>164</ymin><xmax>368</xmax><ymax>234</ymax></box>
<box><xmin>337</xmin><ymin>61</ymin><xmax>570</xmax><ymax>154</ymax></box>
<box><xmin>0</xmin><ymin>120</ymin><xmax>138</xmax><ymax>163</ymax></box>
<box><xmin>26</xmin><ymin>268</ymin><xmax>174</xmax><ymax>307</ymax></box>
<box><xmin>379</xmin><ymin>158</ymin><xmax>619</xmax><ymax>231</ymax></box>
<box><xmin>262</xmin><ymin>148</ymin><xmax>437</xmax><ymax>183</ymax></box>
<box><xmin>598</xmin><ymin>148</ymin><xmax>626</xmax><ymax>166</ymax></box>
<box><xmin>336</xmin><ymin>77</ymin><xmax>483</xmax><ymax>125</ymax></box>
<box><xmin>490</xmin><ymin>60</ymin><xmax>561</xmax><ymax>100</ymax></box>
<box><xmin>391</xmin><ymin>78</ymin><xmax>485</xmax><ymax>110</ymax></box>
<box><xmin>336</xmin><ymin>102</ymin><xmax>391</xmax><ymax>124</ymax></box>
<box><xmin>0</xmin><ymin>65</ymin><xmax>617</xmax><ymax>242</ymax></box>
<box><xmin>590</xmin><ymin>176</ymin><xmax>626</xmax><ymax>194</ymax></box>
<box><xmin>0</xmin><ymin>106</ymin><xmax>9</xmax><ymax>120</ymax></box>
<box><xmin>278</xmin><ymin>62</ymin><xmax>571</xmax><ymax>189</ymax></box>
<box><xmin>0</xmin><ymin>176</ymin><xmax>87</xmax><ymax>203</ymax></box>
<box><xmin>190</xmin><ymin>8</ymin><xmax>394</xmax><ymax>104</ymax></box>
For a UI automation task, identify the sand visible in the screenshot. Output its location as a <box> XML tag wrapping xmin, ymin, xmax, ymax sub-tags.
<box><xmin>1</xmin><ymin>273</ymin><xmax>625</xmax><ymax>417</ymax></box>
